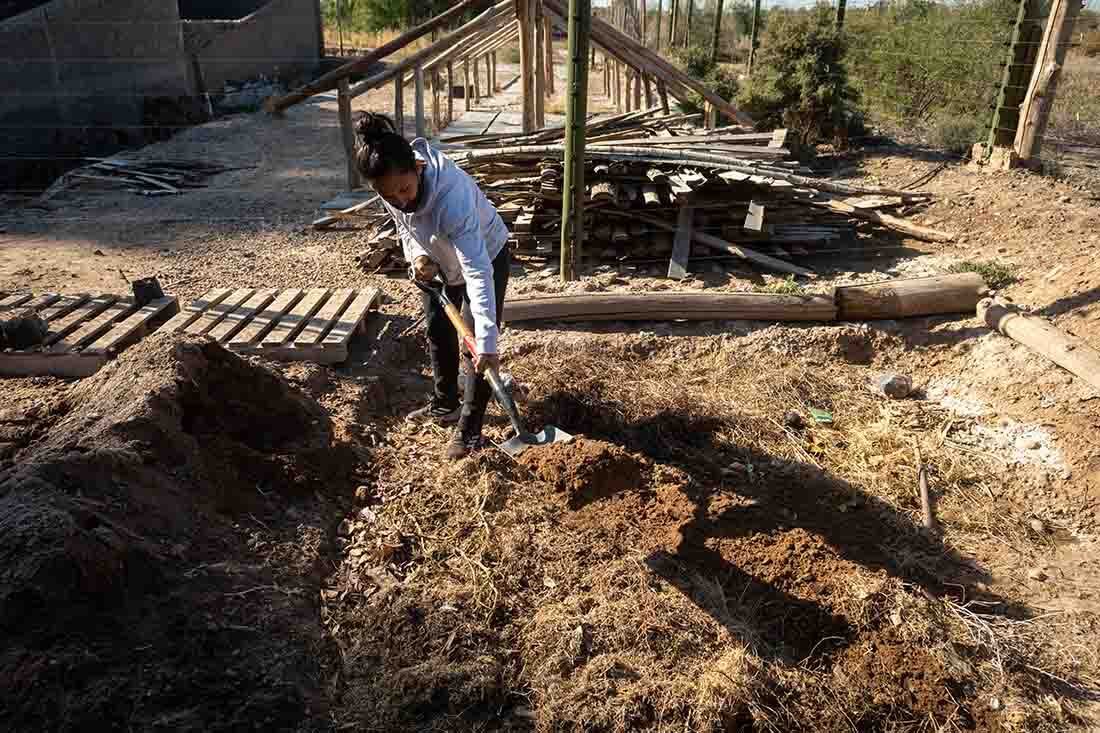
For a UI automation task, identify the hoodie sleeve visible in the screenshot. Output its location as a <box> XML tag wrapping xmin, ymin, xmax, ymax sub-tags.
<box><xmin>436</xmin><ymin>179</ymin><xmax>499</xmax><ymax>355</ymax></box>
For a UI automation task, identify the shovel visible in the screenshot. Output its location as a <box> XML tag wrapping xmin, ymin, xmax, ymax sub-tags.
<box><xmin>414</xmin><ymin>279</ymin><xmax>572</xmax><ymax>458</ymax></box>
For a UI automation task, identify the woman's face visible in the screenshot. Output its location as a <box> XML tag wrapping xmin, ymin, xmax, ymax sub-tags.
<box><xmin>372</xmin><ymin>163</ymin><xmax>422</xmax><ymax>213</ymax></box>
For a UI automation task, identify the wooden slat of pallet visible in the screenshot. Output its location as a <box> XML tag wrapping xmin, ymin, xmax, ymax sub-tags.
<box><xmin>0</xmin><ymin>352</ymin><xmax>107</xmax><ymax>379</ymax></box>
<box><xmin>82</xmin><ymin>297</ymin><xmax>179</xmax><ymax>356</ymax></box>
<box><xmin>160</xmin><ymin>288</ymin><xmax>234</xmax><ymax>334</ymax></box>
<box><xmin>22</xmin><ymin>293</ymin><xmax>62</xmax><ymax>312</ymax></box>
<box><xmin>49</xmin><ymin>298</ymin><xmax>137</xmax><ymax>354</ymax></box>
<box><xmin>229</xmin><ymin>289</ymin><xmax>305</xmax><ymax>346</ymax></box>
<box><xmin>294</xmin><ymin>289</ymin><xmax>355</xmax><ymax>346</ymax></box>
<box><xmin>38</xmin><ymin>294</ymin><xmax>91</xmax><ymax>322</ymax></box>
<box><xmin>0</xmin><ymin>293</ymin><xmax>34</xmax><ymax>310</ymax></box>
<box><xmin>261</xmin><ymin>289</ymin><xmax>331</xmax><ymax>347</ymax></box>
<box><xmin>183</xmin><ymin>288</ymin><xmax>255</xmax><ymax>336</ymax></box>
<box><xmin>207</xmin><ymin>289</ymin><xmax>278</xmax><ymax>343</ymax></box>
<box><xmin>322</xmin><ymin>288</ymin><xmax>381</xmax><ymax>348</ymax></box>
<box><xmin>43</xmin><ymin>295</ymin><xmax>118</xmax><ymax>346</ymax></box>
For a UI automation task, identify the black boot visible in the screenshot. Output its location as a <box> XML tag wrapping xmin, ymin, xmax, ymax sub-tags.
<box><xmin>445</xmin><ymin>411</ymin><xmax>484</xmax><ymax>461</ymax></box>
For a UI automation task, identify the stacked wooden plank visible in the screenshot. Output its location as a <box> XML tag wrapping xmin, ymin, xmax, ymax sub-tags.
<box><xmin>330</xmin><ymin>110</ymin><xmax>952</xmax><ymax>278</ymax></box>
<box><xmin>0</xmin><ymin>291</ymin><xmax>179</xmax><ymax>378</ymax></box>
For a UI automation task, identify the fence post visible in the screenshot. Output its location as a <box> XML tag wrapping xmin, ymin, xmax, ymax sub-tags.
<box><xmin>709</xmin><ymin>0</ymin><xmax>724</xmax><ymax>63</ymax></box>
<box><xmin>464</xmin><ymin>58</ymin><xmax>472</xmax><ymax>111</ymax></box>
<box><xmin>518</xmin><ymin>0</ymin><xmax>538</xmax><ymax>132</ymax></box>
<box><xmin>414</xmin><ymin>64</ymin><xmax>426</xmax><ymax>138</ymax></box>
<box><xmin>670</xmin><ymin>0</ymin><xmax>679</xmax><ymax>47</ymax></box>
<box><xmin>684</xmin><ymin>0</ymin><xmax>693</xmax><ymax>47</ymax></box>
<box><xmin>656</xmin><ymin>0</ymin><xmax>663</xmax><ymax>49</ymax></box>
<box><xmin>560</xmin><ymin>0</ymin><xmax>592</xmax><ymax>282</ymax></box>
<box><xmin>544</xmin><ymin>17</ymin><xmax>555</xmax><ymax>95</ymax></box>
<box><xmin>447</xmin><ymin>62</ymin><xmax>454</xmax><ymax>124</ymax></box>
<box><xmin>337</xmin><ymin>78</ymin><xmax>361</xmax><ymax>190</ymax></box>
<box><xmin>394</xmin><ymin>75</ymin><xmax>405</xmax><ymax>134</ymax></box>
<box><xmin>747</xmin><ymin>0</ymin><xmax>761</xmax><ymax>74</ymax></box>
<box><xmin>535</xmin><ymin>0</ymin><xmax>546</xmax><ymax>128</ymax></box>
<box><xmin>657</xmin><ymin>79</ymin><xmax>669</xmax><ymax>114</ymax></box>
<box><xmin>1014</xmin><ymin>0</ymin><xmax>1083</xmax><ymax>162</ymax></box>
<box><xmin>835</xmin><ymin>0</ymin><xmax>846</xmax><ymax>30</ymax></box>
<box><xmin>640</xmin><ymin>0</ymin><xmax>647</xmax><ymax>47</ymax></box>
<box><xmin>987</xmin><ymin>0</ymin><xmax>1045</xmax><ymax>156</ymax></box>
<box><xmin>491</xmin><ymin>51</ymin><xmax>498</xmax><ymax>93</ymax></box>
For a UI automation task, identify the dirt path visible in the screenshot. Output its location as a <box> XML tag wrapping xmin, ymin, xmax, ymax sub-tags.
<box><xmin>2</xmin><ymin>44</ymin><xmax>1100</xmax><ymax>731</ymax></box>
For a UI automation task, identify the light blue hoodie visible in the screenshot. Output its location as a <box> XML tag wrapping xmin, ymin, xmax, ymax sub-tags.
<box><xmin>380</xmin><ymin>138</ymin><xmax>509</xmax><ymax>355</ymax></box>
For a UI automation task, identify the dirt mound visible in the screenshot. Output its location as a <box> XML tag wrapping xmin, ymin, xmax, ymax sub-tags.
<box><xmin>0</xmin><ymin>335</ymin><xmax>366</xmax><ymax>732</ymax></box>
<box><xmin>520</xmin><ymin>437</ymin><xmax>648</xmax><ymax>506</ymax></box>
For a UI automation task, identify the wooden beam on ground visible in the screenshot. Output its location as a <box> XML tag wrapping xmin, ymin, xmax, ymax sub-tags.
<box><xmin>503</xmin><ymin>291</ymin><xmax>837</xmax><ymax>322</ymax></box>
<box><xmin>266</xmin><ymin>0</ymin><xmax>490</xmax><ymax>113</ymax></box>
<box><xmin>812</xmin><ymin>198</ymin><xmax>955</xmax><ymax>243</ymax></box>
<box><xmin>979</xmin><ymin>297</ymin><xmax>1100</xmax><ymax>392</ymax></box>
<box><xmin>834</xmin><ymin>274</ymin><xmax>988</xmax><ymax>320</ymax></box>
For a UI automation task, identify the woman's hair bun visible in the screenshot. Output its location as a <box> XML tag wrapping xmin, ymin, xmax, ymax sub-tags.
<box><xmin>354</xmin><ymin>112</ymin><xmax>398</xmax><ymax>146</ymax></box>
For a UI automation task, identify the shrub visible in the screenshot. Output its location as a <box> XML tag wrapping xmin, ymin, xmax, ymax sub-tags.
<box><xmin>673</xmin><ymin>46</ymin><xmax>741</xmax><ymax>121</ymax></box>
<box><xmin>676</xmin><ymin>45</ymin><xmax>717</xmax><ymax>79</ymax></box>
<box><xmin>755</xmin><ymin>275</ymin><xmax>802</xmax><ymax>294</ymax></box>
<box><xmin>931</xmin><ymin>113</ymin><xmax>985</xmax><ymax>156</ymax></box>
<box><xmin>736</xmin><ymin>6</ymin><xmax>857</xmax><ymax>147</ymax></box>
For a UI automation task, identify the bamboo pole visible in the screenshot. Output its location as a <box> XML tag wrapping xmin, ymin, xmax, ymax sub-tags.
<box><xmin>266</xmin><ymin>0</ymin><xmax>491</xmax><ymax>113</ymax></box>
<box><xmin>560</xmin><ymin>0</ymin><xmax>592</xmax><ymax>282</ymax></box>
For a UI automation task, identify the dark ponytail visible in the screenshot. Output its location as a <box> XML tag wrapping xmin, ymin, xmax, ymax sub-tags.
<box><xmin>354</xmin><ymin>112</ymin><xmax>416</xmax><ymax>180</ymax></box>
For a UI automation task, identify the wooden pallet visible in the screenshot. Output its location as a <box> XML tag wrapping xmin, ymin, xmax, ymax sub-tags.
<box><xmin>0</xmin><ymin>291</ymin><xmax>180</xmax><ymax>378</ymax></box>
<box><xmin>161</xmin><ymin>287</ymin><xmax>382</xmax><ymax>364</ymax></box>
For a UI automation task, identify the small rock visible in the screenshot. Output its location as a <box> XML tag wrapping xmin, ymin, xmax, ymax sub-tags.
<box><xmin>989</xmin><ymin>697</ymin><xmax>1002</xmax><ymax>711</ymax></box>
<box><xmin>877</xmin><ymin>373</ymin><xmax>913</xmax><ymax>399</ymax></box>
<box><xmin>93</xmin><ymin>249</ymin><xmax>105</xmax><ymax>256</ymax></box>
<box><xmin>354</xmin><ymin>485</ymin><xmax>370</xmax><ymax>502</ymax></box>
<box><xmin>1029</xmin><ymin>518</ymin><xmax>1046</xmax><ymax>534</ymax></box>
<box><xmin>1060</xmin><ymin>195</ymin><xmax>1072</xmax><ymax>204</ymax></box>
<box><xmin>1027</xmin><ymin>567</ymin><xmax>1048</xmax><ymax>581</ymax></box>
<box><xmin>783</xmin><ymin>410</ymin><xmax>804</xmax><ymax>429</ymax></box>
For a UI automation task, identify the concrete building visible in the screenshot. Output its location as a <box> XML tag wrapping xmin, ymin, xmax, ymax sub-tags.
<box><xmin>1</xmin><ymin>0</ymin><xmax>322</xmax><ymax>188</ymax></box>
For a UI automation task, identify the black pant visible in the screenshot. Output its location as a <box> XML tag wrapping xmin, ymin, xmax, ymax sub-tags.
<box><xmin>422</xmin><ymin>247</ymin><xmax>510</xmax><ymax>433</ymax></box>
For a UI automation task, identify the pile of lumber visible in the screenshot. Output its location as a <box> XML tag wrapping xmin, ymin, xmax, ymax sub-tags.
<box><xmin>337</xmin><ymin>110</ymin><xmax>954</xmax><ymax>279</ymax></box>
<box><xmin>63</xmin><ymin>158</ymin><xmax>237</xmax><ymax>197</ymax></box>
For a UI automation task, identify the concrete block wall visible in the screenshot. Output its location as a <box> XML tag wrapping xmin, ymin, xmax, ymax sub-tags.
<box><xmin>183</xmin><ymin>0</ymin><xmax>322</xmax><ymax>93</ymax></box>
<box><xmin>0</xmin><ymin>0</ymin><xmax>191</xmax><ymax>186</ymax></box>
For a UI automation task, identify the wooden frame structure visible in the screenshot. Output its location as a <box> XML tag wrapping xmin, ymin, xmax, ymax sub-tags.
<box><xmin>263</xmin><ymin>0</ymin><xmax>749</xmax><ymax>191</ymax></box>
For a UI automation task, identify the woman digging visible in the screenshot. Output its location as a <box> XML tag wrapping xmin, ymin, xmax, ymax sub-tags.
<box><xmin>353</xmin><ymin>112</ymin><xmax>510</xmax><ymax>460</ymax></box>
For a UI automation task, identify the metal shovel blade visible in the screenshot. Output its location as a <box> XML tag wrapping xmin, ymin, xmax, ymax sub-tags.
<box><xmin>500</xmin><ymin>425</ymin><xmax>574</xmax><ymax>458</ymax></box>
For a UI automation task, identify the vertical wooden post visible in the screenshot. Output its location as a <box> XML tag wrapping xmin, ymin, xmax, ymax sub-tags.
<box><xmin>447</xmin><ymin>62</ymin><xmax>454</xmax><ymax>124</ymax></box>
<box><xmin>414</xmin><ymin>64</ymin><xmax>426</xmax><ymax>138</ymax></box>
<box><xmin>614</xmin><ymin>60</ymin><xmax>623</xmax><ymax>110</ymax></box>
<box><xmin>1014</xmin><ymin>0</ymin><xmax>1082</xmax><ymax>162</ymax></box>
<box><xmin>604</xmin><ymin>54</ymin><xmax>610</xmax><ymax>96</ymax></box>
<box><xmin>431</xmin><ymin>70</ymin><xmax>441</xmax><ymax>134</ymax></box>
<box><xmin>463</xmin><ymin>58</ymin><xmax>471</xmax><ymax>111</ymax></box>
<box><xmin>337</xmin><ymin>78</ymin><xmax>361</xmax><ymax>190</ymax></box>
<box><xmin>657</xmin><ymin>80</ymin><xmax>669</xmax><ymax>114</ymax></box>
<box><xmin>491</xmin><ymin>51</ymin><xmax>498</xmax><ymax>93</ymax></box>
<box><xmin>394</xmin><ymin>75</ymin><xmax>405</xmax><ymax>135</ymax></box>
<box><xmin>518</xmin><ymin>0</ymin><xmax>537</xmax><ymax>133</ymax></box>
<box><xmin>704</xmin><ymin>101</ymin><xmax>717</xmax><ymax>128</ymax></box>
<box><xmin>633</xmin><ymin>68</ymin><xmax>642</xmax><ymax>109</ymax></box>
<box><xmin>644</xmin><ymin>74</ymin><xmax>654</xmax><ymax>108</ymax></box>
<box><xmin>544</xmin><ymin>16</ymin><xmax>555</xmax><ymax>95</ymax></box>
<box><xmin>747</xmin><ymin>0</ymin><xmax>761</xmax><ymax>74</ymax></box>
<box><xmin>710</xmin><ymin>0</ymin><xmax>724</xmax><ymax>63</ymax></box>
<box><xmin>669</xmin><ymin>0</ymin><xmax>679</xmax><ymax>47</ymax></box>
<box><xmin>651</xmin><ymin>0</ymin><xmax>660</xmax><ymax>49</ymax></box>
<box><xmin>835</xmin><ymin>0</ymin><xmax>846</xmax><ymax>30</ymax></box>
<box><xmin>485</xmin><ymin>54</ymin><xmax>493</xmax><ymax>96</ymax></box>
<box><xmin>640</xmin><ymin>0</ymin><xmax>647</xmax><ymax>47</ymax></box>
<box><xmin>535</xmin><ymin>0</ymin><xmax>546</xmax><ymax>128</ymax></box>
<box><xmin>560</xmin><ymin>0</ymin><xmax>591</xmax><ymax>282</ymax></box>
<box><xmin>684</xmin><ymin>0</ymin><xmax>693</xmax><ymax>46</ymax></box>
<box><xmin>625</xmin><ymin>71</ymin><xmax>633</xmax><ymax>112</ymax></box>
<box><xmin>473</xmin><ymin>54</ymin><xmax>482</xmax><ymax>102</ymax></box>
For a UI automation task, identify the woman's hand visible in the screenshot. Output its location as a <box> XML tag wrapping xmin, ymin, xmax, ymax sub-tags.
<box><xmin>413</xmin><ymin>256</ymin><xmax>439</xmax><ymax>282</ymax></box>
<box><xmin>473</xmin><ymin>352</ymin><xmax>499</xmax><ymax>374</ymax></box>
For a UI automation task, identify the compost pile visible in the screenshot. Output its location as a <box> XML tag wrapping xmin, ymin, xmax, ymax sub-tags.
<box><xmin>0</xmin><ymin>335</ymin><xmax>366</xmax><ymax>732</ymax></box>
